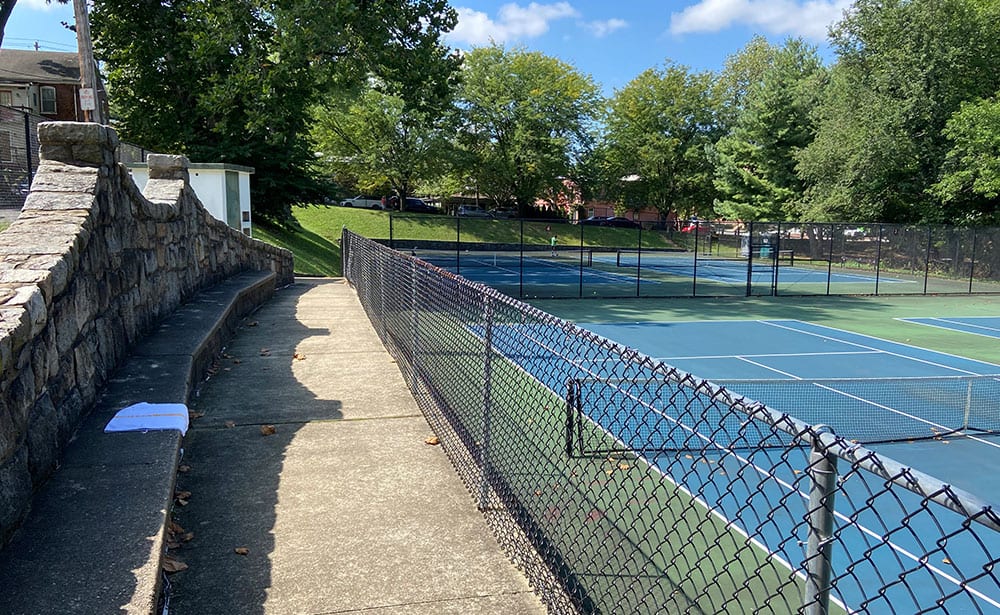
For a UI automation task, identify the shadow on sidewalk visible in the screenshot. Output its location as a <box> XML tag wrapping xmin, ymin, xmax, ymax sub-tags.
<box><xmin>166</xmin><ymin>281</ymin><xmax>342</xmax><ymax>614</ymax></box>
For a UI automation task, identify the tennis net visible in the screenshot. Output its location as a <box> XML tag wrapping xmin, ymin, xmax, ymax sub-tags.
<box><xmin>412</xmin><ymin>247</ymin><xmax>593</xmax><ymax>271</ymax></box>
<box><xmin>571</xmin><ymin>373</ymin><xmax>1000</xmax><ymax>454</ymax></box>
<box><xmin>613</xmin><ymin>248</ymin><xmax>794</xmax><ymax>269</ymax></box>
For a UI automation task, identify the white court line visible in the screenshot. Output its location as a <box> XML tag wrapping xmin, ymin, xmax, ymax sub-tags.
<box><xmin>898</xmin><ymin>317</ymin><xmax>1000</xmax><ymax>339</ymax></box>
<box><xmin>657</xmin><ymin>350</ymin><xmax>879</xmax><ymax>361</ymax></box>
<box><xmin>759</xmin><ymin>320</ymin><xmax>989</xmax><ymax>376</ymax></box>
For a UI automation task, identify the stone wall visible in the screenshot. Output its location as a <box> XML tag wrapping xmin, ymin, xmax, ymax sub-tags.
<box><xmin>0</xmin><ymin>122</ymin><xmax>293</xmax><ymax>544</ymax></box>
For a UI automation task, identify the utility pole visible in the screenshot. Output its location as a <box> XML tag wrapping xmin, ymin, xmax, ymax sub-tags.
<box><xmin>73</xmin><ymin>0</ymin><xmax>102</xmax><ymax>124</ymax></box>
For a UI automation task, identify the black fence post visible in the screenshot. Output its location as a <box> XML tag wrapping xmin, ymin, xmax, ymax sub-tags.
<box><xmin>874</xmin><ymin>224</ymin><xmax>884</xmax><ymax>295</ymax></box>
<box><xmin>923</xmin><ymin>227</ymin><xmax>933</xmax><ymax>295</ymax></box>
<box><xmin>23</xmin><ymin>110</ymin><xmax>33</xmax><ymax>186</ymax></box>
<box><xmin>745</xmin><ymin>221</ymin><xmax>755</xmax><ymax>297</ymax></box>
<box><xmin>636</xmin><ymin>224</ymin><xmax>642</xmax><ymax>298</ymax></box>
<box><xmin>969</xmin><ymin>229</ymin><xmax>978</xmax><ymax>293</ymax></box>
<box><xmin>803</xmin><ymin>432</ymin><xmax>838</xmax><ymax>615</ymax></box>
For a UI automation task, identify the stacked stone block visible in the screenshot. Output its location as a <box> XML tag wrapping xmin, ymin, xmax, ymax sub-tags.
<box><xmin>0</xmin><ymin>122</ymin><xmax>293</xmax><ymax>545</ymax></box>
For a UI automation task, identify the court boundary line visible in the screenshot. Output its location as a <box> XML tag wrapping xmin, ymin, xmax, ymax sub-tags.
<box><xmin>759</xmin><ymin>320</ymin><xmax>993</xmax><ymax>376</ymax></box>
<box><xmin>897</xmin><ymin>316</ymin><xmax>1000</xmax><ymax>339</ymax></box>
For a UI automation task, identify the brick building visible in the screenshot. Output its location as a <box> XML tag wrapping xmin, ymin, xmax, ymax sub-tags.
<box><xmin>0</xmin><ymin>49</ymin><xmax>106</xmax><ymax>121</ymax></box>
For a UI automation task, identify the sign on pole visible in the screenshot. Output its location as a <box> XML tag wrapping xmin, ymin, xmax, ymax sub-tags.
<box><xmin>79</xmin><ymin>88</ymin><xmax>95</xmax><ymax>111</ymax></box>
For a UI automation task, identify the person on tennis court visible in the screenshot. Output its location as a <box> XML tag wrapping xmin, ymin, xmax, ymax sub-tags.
<box><xmin>550</xmin><ymin>235</ymin><xmax>557</xmax><ymax>256</ymax></box>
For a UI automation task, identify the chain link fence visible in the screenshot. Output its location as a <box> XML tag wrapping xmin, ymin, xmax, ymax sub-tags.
<box><xmin>0</xmin><ymin>106</ymin><xmax>152</xmax><ymax>211</ymax></box>
<box><xmin>389</xmin><ymin>216</ymin><xmax>1000</xmax><ymax>298</ymax></box>
<box><xmin>344</xmin><ymin>228</ymin><xmax>1000</xmax><ymax>614</ymax></box>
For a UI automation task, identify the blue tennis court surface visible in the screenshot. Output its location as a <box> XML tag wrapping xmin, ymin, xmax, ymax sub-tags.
<box><xmin>596</xmin><ymin>252</ymin><xmax>908</xmax><ymax>285</ymax></box>
<box><xmin>901</xmin><ymin>316</ymin><xmax>1000</xmax><ymax>339</ymax></box>
<box><xmin>415</xmin><ymin>249</ymin><xmax>901</xmax><ymax>289</ymax></box>
<box><xmin>487</xmin><ymin>319</ymin><xmax>1000</xmax><ymax>612</ymax></box>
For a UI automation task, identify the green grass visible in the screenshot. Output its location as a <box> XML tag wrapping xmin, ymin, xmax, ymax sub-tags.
<box><xmin>0</xmin><ymin>221</ymin><xmax>9</xmax><ymax>233</ymax></box>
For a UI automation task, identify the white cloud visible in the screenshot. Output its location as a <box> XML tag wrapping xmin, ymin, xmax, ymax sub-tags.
<box><xmin>583</xmin><ymin>18</ymin><xmax>628</xmax><ymax>38</ymax></box>
<box><xmin>448</xmin><ymin>2</ymin><xmax>580</xmax><ymax>46</ymax></box>
<box><xmin>669</xmin><ymin>0</ymin><xmax>852</xmax><ymax>40</ymax></box>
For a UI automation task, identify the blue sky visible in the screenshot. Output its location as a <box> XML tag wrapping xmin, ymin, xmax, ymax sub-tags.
<box><xmin>5</xmin><ymin>0</ymin><xmax>851</xmax><ymax>95</ymax></box>
<box><xmin>443</xmin><ymin>0</ymin><xmax>851</xmax><ymax>94</ymax></box>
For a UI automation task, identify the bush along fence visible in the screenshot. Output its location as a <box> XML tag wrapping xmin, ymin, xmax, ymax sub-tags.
<box><xmin>344</xmin><ymin>228</ymin><xmax>1000</xmax><ymax>614</ymax></box>
<box><xmin>388</xmin><ymin>214</ymin><xmax>1000</xmax><ymax>299</ymax></box>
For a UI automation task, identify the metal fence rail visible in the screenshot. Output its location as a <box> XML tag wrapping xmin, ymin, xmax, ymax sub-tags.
<box><xmin>344</xmin><ymin>228</ymin><xmax>1000</xmax><ymax>614</ymax></box>
<box><xmin>389</xmin><ymin>215</ymin><xmax>1000</xmax><ymax>298</ymax></box>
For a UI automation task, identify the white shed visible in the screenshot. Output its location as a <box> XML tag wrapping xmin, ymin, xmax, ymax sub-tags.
<box><xmin>129</xmin><ymin>162</ymin><xmax>254</xmax><ymax>236</ymax></box>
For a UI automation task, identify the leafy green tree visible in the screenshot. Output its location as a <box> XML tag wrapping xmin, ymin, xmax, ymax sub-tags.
<box><xmin>797</xmin><ymin>0</ymin><xmax>1000</xmax><ymax>223</ymax></box>
<box><xmin>602</xmin><ymin>62</ymin><xmax>721</xmax><ymax>220</ymax></box>
<box><xmin>457</xmin><ymin>45</ymin><xmax>603</xmax><ymax>216</ymax></box>
<box><xmin>931</xmin><ymin>96</ymin><xmax>1000</xmax><ymax>224</ymax></box>
<box><xmin>91</xmin><ymin>0</ymin><xmax>457</xmax><ymax>219</ymax></box>
<box><xmin>714</xmin><ymin>35</ymin><xmax>777</xmax><ymax>132</ymax></box>
<box><xmin>713</xmin><ymin>39</ymin><xmax>825</xmax><ymax>222</ymax></box>
<box><xmin>311</xmin><ymin>87</ymin><xmax>458</xmax><ymax>209</ymax></box>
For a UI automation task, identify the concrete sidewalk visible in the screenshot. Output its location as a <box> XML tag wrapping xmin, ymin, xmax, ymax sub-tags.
<box><xmin>166</xmin><ymin>278</ymin><xmax>545</xmax><ymax>614</ymax></box>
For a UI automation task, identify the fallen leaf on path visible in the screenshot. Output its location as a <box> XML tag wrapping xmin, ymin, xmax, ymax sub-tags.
<box><xmin>162</xmin><ymin>556</ymin><xmax>188</xmax><ymax>573</ymax></box>
<box><xmin>248</xmin><ymin>321</ymin><xmax>259</xmax><ymax>327</ymax></box>
<box><xmin>189</xmin><ymin>412</ymin><xmax>205</xmax><ymax>420</ymax></box>
<box><xmin>225</xmin><ymin>420</ymin><xmax>236</xmax><ymax>428</ymax></box>
<box><xmin>259</xmin><ymin>348</ymin><xmax>271</xmax><ymax>356</ymax></box>
<box><xmin>178</xmin><ymin>464</ymin><xmax>191</xmax><ymax>473</ymax></box>
<box><xmin>293</xmin><ymin>352</ymin><xmax>305</xmax><ymax>361</ymax></box>
<box><xmin>260</xmin><ymin>424</ymin><xmax>276</xmax><ymax>436</ymax></box>
<box><xmin>424</xmin><ymin>436</ymin><xmax>440</xmax><ymax>445</ymax></box>
<box><xmin>234</xmin><ymin>547</ymin><xmax>250</xmax><ymax>556</ymax></box>
<box><xmin>181</xmin><ymin>532</ymin><xmax>195</xmax><ymax>543</ymax></box>
<box><xmin>168</xmin><ymin>521</ymin><xmax>184</xmax><ymax>535</ymax></box>
<box><xmin>233</xmin><ymin>358</ymin><xmax>242</xmax><ymax>364</ymax></box>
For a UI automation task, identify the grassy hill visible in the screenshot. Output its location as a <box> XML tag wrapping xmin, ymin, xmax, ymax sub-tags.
<box><xmin>256</xmin><ymin>205</ymin><xmax>683</xmax><ymax>277</ymax></box>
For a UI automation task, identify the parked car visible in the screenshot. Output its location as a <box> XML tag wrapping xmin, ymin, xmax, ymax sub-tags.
<box><xmin>402</xmin><ymin>198</ymin><xmax>438</xmax><ymax>214</ymax></box>
<box><xmin>457</xmin><ymin>206</ymin><xmax>492</xmax><ymax>218</ymax></box>
<box><xmin>602</xmin><ymin>217</ymin><xmax>641</xmax><ymax>229</ymax></box>
<box><xmin>579</xmin><ymin>216</ymin><xmax>608</xmax><ymax>226</ymax></box>
<box><xmin>843</xmin><ymin>227</ymin><xmax>867</xmax><ymax>238</ymax></box>
<box><xmin>341</xmin><ymin>195</ymin><xmax>385</xmax><ymax>209</ymax></box>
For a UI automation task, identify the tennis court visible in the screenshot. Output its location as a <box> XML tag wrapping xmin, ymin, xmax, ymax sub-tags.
<box><xmin>347</xmin><ymin>231</ymin><xmax>1000</xmax><ymax>613</ymax></box>
<box><xmin>412</xmin><ymin>247</ymin><xmax>897</xmax><ymax>297</ymax></box>
<box><xmin>900</xmin><ymin>316</ymin><xmax>1000</xmax><ymax>339</ymax></box>
<box><xmin>489</xmin><ymin>318</ymin><xmax>1000</xmax><ymax>612</ymax></box>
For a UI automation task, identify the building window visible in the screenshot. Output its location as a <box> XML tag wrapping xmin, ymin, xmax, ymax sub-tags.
<box><xmin>0</xmin><ymin>91</ymin><xmax>11</xmax><ymax>107</ymax></box>
<box><xmin>40</xmin><ymin>87</ymin><xmax>57</xmax><ymax>114</ymax></box>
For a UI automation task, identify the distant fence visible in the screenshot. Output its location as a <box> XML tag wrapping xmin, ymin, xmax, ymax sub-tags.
<box><xmin>0</xmin><ymin>106</ymin><xmax>152</xmax><ymax>210</ymax></box>
<box><xmin>389</xmin><ymin>215</ymin><xmax>1000</xmax><ymax>298</ymax></box>
<box><xmin>344</xmin><ymin>228</ymin><xmax>1000</xmax><ymax>614</ymax></box>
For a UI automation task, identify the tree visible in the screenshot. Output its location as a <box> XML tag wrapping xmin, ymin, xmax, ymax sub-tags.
<box><xmin>714</xmin><ymin>35</ymin><xmax>777</xmax><ymax>132</ymax></box>
<box><xmin>456</xmin><ymin>45</ymin><xmax>602</xmax><ymax>216</ymax></box>
<box><xmin>311</xmin><ymin>87</ymin><xmax>458</xmax><ymax>208</ymax></box>
<box><xmin>797</xmin><ymin>0</ymin><xmax>1000</xmax><ymax>223</ymax></box>
<box><xmin>90</xmin><ymin>0</ymin><xmax>458</xmax><ymax>220</ymax></box>
<box><xmin>931</xmin><ymin>96</ymin><xmax>1000</xmax><ymax>224</ymax></box>
<box><xmin>712</xmin><ymin>39</ymin><xmax>826</xmax><ymax>222</ymax></box>
<box><xmin>601</xmin><ymin>62</ymin><xmax>721</xmax><ymax>220</ymax></box>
